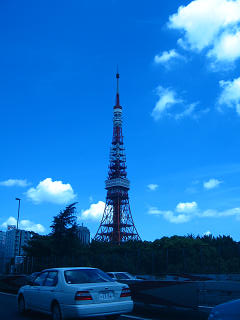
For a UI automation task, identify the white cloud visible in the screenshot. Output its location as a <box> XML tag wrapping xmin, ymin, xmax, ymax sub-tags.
<box><xmin>2</xmin><ymin>216</ymin><xmax>17</xmax><ymax>227</ymax></box>
<box><xmin>221</xmin><ymin>207</ymin><xmax>240</xmax><ymax>217</ymax></box>
<box><xmin>176</xmin><ymin>201</ymin><xmax>198</xmax><ymax>213</ymax></box>
<box><xmin>0</xmin><ymin>179</ymin><xmax>30</xmax><ymax>187</ymax></box>
<box><xmin>26</xmin><ymin>178</ymin><xmax>76</xmax><ymax>204</ymax></box>
<box><xmin>168</xmin><ymin>0</ymin><xmax>240</xmax><ymax>64</ymax></box>
<box><xmin>154</xmin><ymin>49</ymin><xmax>184</xmax><ymax>65</ymax></box>
<box><xmin>147</xmin><ymin>184</ymin><xmax>159</xmax><ymax>191</ymax></box>
<box><xmin>208</xmin><ymin>30</ymin><xmax>240</xmax><ymax>63</ymax></box>
<box><xmin>151</xmin><ymin>86</ymin><xmax>182</xmax><ymax>120</ymax></box>
<box><xmin>174</xmin><ymin>103</ymin><xmax>197</xmax><ymax>120</ymax></box>
<box><xmin>201</xmin><ymin>207</ymin><xmax>240</xmax><ymax>218</ymax></box>
<box><xmin>218</xmin><ymin>77</ymin><xmax>240</xmax><ymax>114</ymax></box>
<box><xmin>1</xmin><ymin>216</ymin><xmax>45</xmax><ymax>233</ymax></box>
<box><xmin>81</xmin><ymin>201</ymin><xmax>105</xmax><ymax>220</ymax></box>
<box><xmin>203</xmin><ymin>178</ymin><xmax>222</xmax><ymax>189</ymax></box>
<box><xmin>201</xmin><ymin>209</ymin><xmax>218</xmax><ymax>217</ymax></box>
<box><xmin>148</xmin><ymin>200</ymin><xmax>240</xmax><ymax>223</ymax></box>
<box><xmin>148</xmin><ymin>207</ymin><xmax>191</xmax><ymax>223</ymax></box>
<box><xmin>148</xmin><ymin>201</ymin><xmax>198</xmax><ymax>224</ymax></box>
<box><xmin>20</xmin><ymin>220</ymin><xmax>45</xmax><ymax>233</ymax></box>
<box><xmin>152</xmin><ymin>87</ymin><xmax>206</xmax><ymax>120</ymax></box>
<box><xmin>203</xmin><ymin>230</ymin><xmax>212</xmax><ymax>236</ymax></box>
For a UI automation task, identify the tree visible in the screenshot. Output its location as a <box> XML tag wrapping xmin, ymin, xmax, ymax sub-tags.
<box><xmin>50</xmin><ymin>202</ymin><xmax>78</xmax><ymax>238</ymax></box>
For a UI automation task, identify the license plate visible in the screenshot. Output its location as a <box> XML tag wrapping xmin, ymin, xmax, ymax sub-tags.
<box><xmin>99</xmin><ymin>291</ymin><xmax>114</xmax><ymax>301</ymax></box>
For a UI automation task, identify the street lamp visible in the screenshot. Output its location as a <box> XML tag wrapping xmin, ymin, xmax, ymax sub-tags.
<box><xmin>15</xmin><ymin>198</ymin><xmax>21</xmax><ymax>230</ymax></box>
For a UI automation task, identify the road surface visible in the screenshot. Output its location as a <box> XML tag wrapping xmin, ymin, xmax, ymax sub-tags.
<box><xmin>0</xmin><ymin>292</ymin><xmax>207</xmax><ymax>320</ymax></box>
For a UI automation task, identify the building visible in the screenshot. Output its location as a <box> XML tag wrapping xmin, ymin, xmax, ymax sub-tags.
<box><xmin>76</xmin><ymin>225</ymin><xmax>90</xmax><ymax>245</ymax></box>
<box><xmin>0</xmin><ymin>231</ymin><xmax>6</xmax><ymax>250</ymax></box>
<box><xmin>5</xmin><ymin>227</ymin><xmax>32</xmax><ymax>259</ymax></box>
<box><xmin>0</xmin><ymin>231</ymin><xmax>6</xmax><ymax>273</ymax></box>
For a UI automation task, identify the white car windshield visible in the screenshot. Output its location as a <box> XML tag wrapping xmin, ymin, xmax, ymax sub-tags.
<box><xmin>64</xmin><ymin>269</ymin><xmax>113</xmax><ymax>284</ymax></box>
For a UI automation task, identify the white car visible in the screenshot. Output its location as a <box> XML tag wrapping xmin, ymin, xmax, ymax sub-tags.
<box><xmin>17</xmin><ymin>267</ymin><xmax>133</xmax><ymax>320</ymax></box>
<box><xmin>106</xmin><ymin>272</ymin><xmax>139</xmax><ymax>281</ymax></box>
<box><xmin>208</xmin><ymin>298</ymin><xmax>240</xmax><ymax>320</ymax></box>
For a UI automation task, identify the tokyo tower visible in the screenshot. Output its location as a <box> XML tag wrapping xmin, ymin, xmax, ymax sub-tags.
<box><xmin>94</xmin><ymin>72</ymin><xmax>141</xmax><ymax>244</ymax></box>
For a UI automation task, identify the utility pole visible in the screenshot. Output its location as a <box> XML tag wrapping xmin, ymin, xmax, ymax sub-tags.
<box><xmin>16</xmin><ymin>198</ymin><xmax>21</xmax><ymax>230</ymax></box>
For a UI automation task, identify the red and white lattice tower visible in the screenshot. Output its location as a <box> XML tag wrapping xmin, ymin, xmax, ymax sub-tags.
<box><xmin>94</xmin><ymin>72</ymin><xmax>141</xmax><ymax>244</ymax></box>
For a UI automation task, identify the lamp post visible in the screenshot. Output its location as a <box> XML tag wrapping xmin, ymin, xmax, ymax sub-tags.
<box><xmin>15</xmin><ymin>198</ymin><xmax>21</xmax><ymax>230</ymax></box>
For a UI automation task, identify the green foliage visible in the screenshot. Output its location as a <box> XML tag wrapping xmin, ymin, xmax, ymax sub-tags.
<box><xmin>24</xmin><ymin>202</ymin><xmax>87</xmax><ymax>258</ymax></box>
<box><xmin>24</xmin><ymin>213</ymin><xmax>240</xmax><ymax>274</ymax></box>
<box><xmin>50</xmin><ymin>202</ymin><xmax>78</xmax><ymax>237</ymax></box>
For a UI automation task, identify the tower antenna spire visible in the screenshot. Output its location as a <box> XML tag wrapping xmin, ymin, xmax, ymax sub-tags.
<box><xmin>116</xmin><ymin>65</ymin><xmax>119</xmax><ymax>93</ymax></box>
<box><xmin>116</xmin><ymin>66</ymin><xmax>120</xmax><ymax>107</ymax></box>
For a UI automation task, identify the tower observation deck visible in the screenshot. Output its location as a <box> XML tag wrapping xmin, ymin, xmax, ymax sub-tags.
<box><xmin>94</xmin><ymin>73</ymin><xmax>141</xmax><ymax>244</ymax></box>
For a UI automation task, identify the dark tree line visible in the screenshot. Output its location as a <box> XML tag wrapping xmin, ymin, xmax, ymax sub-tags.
<box><xmin>23</xmin><ymin>203</ymin><xmax>240</xmax><ymax>275</ymax></box>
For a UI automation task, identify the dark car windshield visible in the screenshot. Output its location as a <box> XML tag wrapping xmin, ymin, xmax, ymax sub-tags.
<box><xmin>115</xmin><ymin>272</ymin><xmax>131</xmax><ymax>280</ymax></box>
<box><xmin>64</xmin><ymin>269</ymin><xmax>113</xmax><ymax>284</ymax></box>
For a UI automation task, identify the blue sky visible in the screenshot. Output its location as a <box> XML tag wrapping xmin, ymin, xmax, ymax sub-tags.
<box><xmin>1</xmin><ymin>0</ymin><xmax>240</xmax><ymax>241</ymax></box>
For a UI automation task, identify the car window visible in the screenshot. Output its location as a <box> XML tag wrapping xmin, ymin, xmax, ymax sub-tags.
<box><xmin>33</xmin><ymin>272</ymin><xmax>48</xmax><ymax>286</ymax></box>
<box><xmin>28</xmin><ymin>272</ymin><xmax>40</xmax><ymax>282</ymax></box>
<box><xmin>64</xmin><ymin>269</ymin><xmax>113</xmax><ymax>284</ymax></box>
<box><xmin>44</xmin><ymin>271</ymin><xmax>58</xmax><ymax>287</ymax></box>
<box><xmin>115</xmin><ymin>273</ymin><xmax>131</xmax><ymax>280</ymax></box>
<box><xmin>107</xmin><ymin>273</ymin><xmax>114</xmax><ymax>278</ymax></box>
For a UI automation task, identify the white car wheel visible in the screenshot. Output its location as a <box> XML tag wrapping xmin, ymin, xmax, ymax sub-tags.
<box><xmin>52</xmin><ymin>303</ymin><xmax>62</xmax><ymax>320</ymax></box>
<box><xmin>18</xmin><ymin>296</ymin><xmax>26</xmax><ymax>314</ymax></box>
